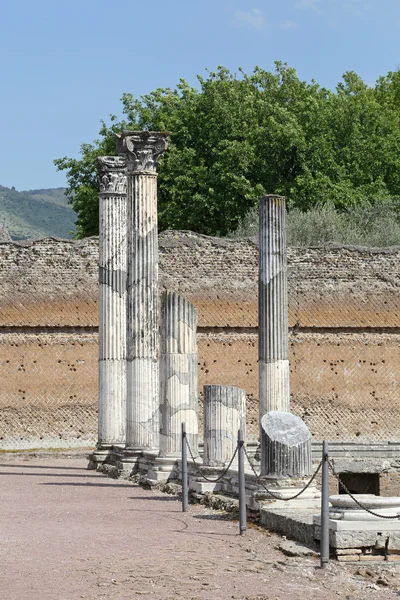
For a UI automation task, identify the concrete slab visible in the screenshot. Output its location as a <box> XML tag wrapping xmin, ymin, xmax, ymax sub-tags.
<box><xmin>313</xmin><ymin>516</ymin><xmax>400</xmax><ymax>532</ymax></box>
<box><xmin>260</xmin><ymin>507</ymin><xmax>317</xmax><ymax>546</ymax></box>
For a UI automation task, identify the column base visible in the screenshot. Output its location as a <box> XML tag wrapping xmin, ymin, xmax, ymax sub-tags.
<box><xmin>87</xmin><ymin>444</ymin><xmax>120</xmax><ymax>470</ymax></box>
<box><xmin>147</xmin><ymin>456</ymin><xmax>179</xmax><ymax>482</ymax></box>
<box><xmin>249</xmin><ymin>476</ymin><xmax>321</xmax><ymax>510</ymax></box>
<box><xmin>189</xmin><ymin>464</ymin><xmax>227</xmax><ymax>493</ymax></box>
<box><xmin>116</xmin><ymin>448</ymin><xmax>159</xmax><ymax>478</ymax></box>
<box><xmin>190</xmin><ymin>480</ymin><xmax>222</xmax><ymax>493</ymax></box>
<box><xmin>113</xmin><ymin>447</ymin><xmax>141</xmax><ymax>478</ymax></box>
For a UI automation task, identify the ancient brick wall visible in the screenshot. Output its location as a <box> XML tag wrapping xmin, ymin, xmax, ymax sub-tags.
<box><xmin>0</xmin><ymin>232</ymin><xmax>399</xmax><ymax>449</ymax></box>
<box><xmin>1</xmin><ymin>231</ymin><xmax>399</xmax><ymax>328</ymax></box>
<box><xmin>0</xmin><ymin>333</ymin><xmax>97</xmax><ymax>448</ymax></box>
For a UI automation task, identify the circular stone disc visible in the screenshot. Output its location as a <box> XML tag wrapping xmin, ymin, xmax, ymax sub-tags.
<box><xmin>261</xmin><ymin>411</ymin><xmax>311</xmax><ymax>445</ymax></box>
<box><xmin>329</xmin><ymin>494</ymin><xmax>400</xmax><ymax>509</ymax></box>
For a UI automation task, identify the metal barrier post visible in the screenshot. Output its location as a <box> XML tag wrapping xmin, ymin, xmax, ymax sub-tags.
<box><xmin>181</xmin><ymin>422</ymin><xmax>188</xmax><ymax>512</ymax></box>
<box><xmin>320</xmin><ymin>440</ymin><xmax>329</xmax><ymax>568</ymax></box>
<box><xmin>238</xmin><ymin>429</ymin><xmax>247</xmax><ymax>535</ymax></box>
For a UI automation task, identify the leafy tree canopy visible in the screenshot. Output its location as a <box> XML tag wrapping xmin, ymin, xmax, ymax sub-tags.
<box><xmin>54</xmin><ymin>62</ymin><xmax>400</xmax><ymax>238</ymax></box>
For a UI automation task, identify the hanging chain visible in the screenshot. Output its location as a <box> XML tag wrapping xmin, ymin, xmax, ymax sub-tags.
<box><xmin>328</xmin><ymin>459</ymin><xmax>400</xmax><ymax>520</ymax></box>
<box><xmin>184</xmin><ymin>438</ymin><xmax>400</xmax><ymax>517</ymax></box>
<box><xmin>244</xmin><ymin>445</ymin><xmax>323</xmax><ymax>501</ymax></box>
<box><xmin>185</xmin><ymin>436</ymin><xmax>238</xmax><ymax>483</ymax></box>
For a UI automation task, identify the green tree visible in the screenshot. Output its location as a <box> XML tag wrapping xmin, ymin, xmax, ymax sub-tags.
<box><xmin>55</xmin><ymin>63</ymin><xmax>400</xmax><ymax>239</ymax></box>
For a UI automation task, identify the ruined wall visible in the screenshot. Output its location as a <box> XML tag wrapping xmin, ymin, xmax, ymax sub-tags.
<box><xmin>0</xmin><ymin>237</ymin><xmax>98</xmax><ymax>327</ymax></box>
<box><xmin>0</xmin><ymin>232</ymin><xmax>399</xmax><ymax>448</ymax></box>
<box><xmin>0</xmin><ymin>333</ymin><xmax>97</xmax><ymax>448</ymax></box>
<box><xmin>2</xmin><ymin>232</ymin><xmax>399</xmax><ymax>328</ymax></box>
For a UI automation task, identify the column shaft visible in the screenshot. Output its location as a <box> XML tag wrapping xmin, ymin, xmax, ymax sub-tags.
<box><xmin>97</xmin><ymin>156</ymin><xmax>127</xmax><ymax>447</ymax></box>
<box><xmin>159</xmin><ymin>291</ymin><xmax>198</xmax><ymax>458</ymax></box>
<box><xmin>203</xmin><ymin>385</ymin><xmax>246</xmax><ymax>467</ymax></box>
<box><xmin>116</xmin><ymin>131</ymin><xmax>169</xmax><ymax>452</ymax></box>
<box><xmin>258</xmin><ymin>195</ymin><xmax>290</xmax><ymax>418</ymax></box>
<box><xmin>126</xmin><ymin>174</ymin><xmax>158</xmax><ymax>450</ymax></box>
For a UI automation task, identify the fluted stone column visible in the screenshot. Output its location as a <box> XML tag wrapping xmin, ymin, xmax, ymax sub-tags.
<box><xmin>258</xmin><ymin>194</ymin><xmax>290</xmax><ymax>419</ymax></box>
<box><xmin>261</xmin><ymin>411</ymin><xmax>312</xmax><ymax>478</ymax></box>
<box><xmin>116</xmin><ymin>131</ymin><xmax>169</xmax><ymax>453</ymax></box>
<box><xmin>251</xmin><ymin>409</ymin><xmax>318</xmax><ymax>507</ymax></box>
<box><xmin>259</xmin><ymin>194</ymin><xmax>290</xmax><ymax>476</ymax></box>
<box><xmin>96</xmin><ymin>156</ymin><xmax>127</xmax><ymax>451</ymax></box>
<box><xmin>257</xmin><ymin>196</ymin><xmax>317</xmax><ymax>491</ymax></box>
<box><xmin>159</xmin><ymin>291</ymin><xmax>199</xmax><ymax>458</ymax></box>
<box><xmin>203</xmin><ymin>385</ymin><xmax>246</xmax><ymax>467</ymax></box>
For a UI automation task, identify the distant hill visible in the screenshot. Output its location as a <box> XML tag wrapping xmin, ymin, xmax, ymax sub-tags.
<box><xmin>0</xmin><ymin>186</ymin><xmax>77</xmax><ymax>240</ymax></box>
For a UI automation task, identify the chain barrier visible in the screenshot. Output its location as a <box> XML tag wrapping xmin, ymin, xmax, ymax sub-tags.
<box><xmin>185</xmin><ymin>437</ymin><xmax>238</xmax><ymax>483</ymax></box>
<box><xmin>244</xmin><ymin>445</ymin><xmax>323</xmax><ymax>501</ymax></box>
<box><xmin>328</xmin><ymin>459</ymin><xmax>400</xmax><ymax>520</ymax></box>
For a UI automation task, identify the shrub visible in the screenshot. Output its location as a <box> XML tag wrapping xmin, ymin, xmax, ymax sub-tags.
<box><xmin>229</xmin><ymin>199</ymin><xmax>400</xmax><ymax>247</ymax></box>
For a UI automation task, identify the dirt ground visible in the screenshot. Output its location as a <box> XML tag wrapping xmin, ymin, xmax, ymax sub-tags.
<box><xmin>0</xmin><ymin>455</ymin><xmax>399</xmax><ymax>600</ymax></box>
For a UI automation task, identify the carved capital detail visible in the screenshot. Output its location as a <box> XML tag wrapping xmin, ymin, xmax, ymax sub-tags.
<box><xmin>116</xmin><ymin>131</ymin><xmax>169</xmax><ymax>174</ymax></box>
<box><xmin>97</xmin><ymin>156</ymin><xmax>127</xmax><ymax>194</ymax></box>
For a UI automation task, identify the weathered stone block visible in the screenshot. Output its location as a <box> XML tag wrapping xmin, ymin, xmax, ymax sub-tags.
<box><xmin>336</xmin><ymin>548</ymin><xmax>362</xmax><ymax>555</ymax></box>
<box><xmin>337</xmin><ymin>555</ymin><xmax>360</xmax><ymax>562</ymax></box>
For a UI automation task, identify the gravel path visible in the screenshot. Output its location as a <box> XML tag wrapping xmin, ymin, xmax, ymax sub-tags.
<box><xmin>0</xmin><ymin>455</ymin><xmax>399</xmax><ymax>599</ymax></box>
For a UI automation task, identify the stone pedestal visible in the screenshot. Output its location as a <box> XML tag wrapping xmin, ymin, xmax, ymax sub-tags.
<box><xmin>116</xmin><ymin>131</ymin><xmax>169</xmax><ymax>460</ymax></box>
<box><xmin>314</xmin><ymin>494</ymin><xmax>400</xmax><ymax>560</ymax></box>
<box><xmin>149</xmin><ymin>291</ymin><xmax>199</xmax><ymax>481</ymax></box>
<box><xmin>258</xmin><ymin>195</ymin><xmax>290</xmax><ymax>475</ymax></box>
<box><xmin>250</xmin><ymin>477</ymin><xmax>321</xmax><ymax>511</ymax></box>
<box><xmin>93</xmin><ymin>156</ymin><xmax>127</xmax><ymax>464</ymax></box>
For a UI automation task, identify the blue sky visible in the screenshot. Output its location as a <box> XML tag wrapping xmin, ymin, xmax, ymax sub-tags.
<box><xmin>1</xmin><ymin>0</ymin><xmax>400</xmax><ymax>190</ymax></box>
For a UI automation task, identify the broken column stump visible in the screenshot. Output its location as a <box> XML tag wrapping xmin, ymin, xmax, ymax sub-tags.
<box><xmin>250</xmin><ymin>411</ymin><xmax>320</xmax><ymax>511</ymax></box>
<box><xmin>203</xmin><ymin>384</ymin><xmax>246</xmax><ymax>468</ymax></box>
<box><xmin>148</xmin><ymin>291</ymin><xmax>199</xmax><ymax>481</ymax></box>
<box><xmin>190</xmin><ymin>385</ymin><xmax>246</xmax><ymax>494</ymax></box>
<box><xmin>261</xmin><ymin>411</ymin><xmax>312</xmax><ymax>478</ymax></box>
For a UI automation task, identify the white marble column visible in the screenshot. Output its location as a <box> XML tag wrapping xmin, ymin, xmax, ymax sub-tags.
<box><xmin>116</xmin><ymin>131</ymin><xmax>169</xmax><ymax>453</ymax></box>
<box><xmin>203</xmin><ymin>385</ymin><xmax>246</xmax><ymax>467</ymax></box>
<box><xmin>159</xmin><ymin>291</ymin><xmax>199</xmax><ymax>459</ymax></box>
<box><xmin>97</xmin><ymin>156</ymin><xmax>127</xmax><ymax>450</ymax></box>
<box><xmin>258</xmin><ymin>194</ymin><xmax>290</xmax><ymax>421</ymax></box>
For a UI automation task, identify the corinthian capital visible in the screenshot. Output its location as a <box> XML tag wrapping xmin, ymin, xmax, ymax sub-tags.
<box><xmin>96</xmin><ymin>156</ymin><xmax>127</xmax><ymax>194</ymax></box>
<box><xmin>115</xmin><ymin>131</ymin><xmax>169</xmax><ymax>174</ymax></box>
